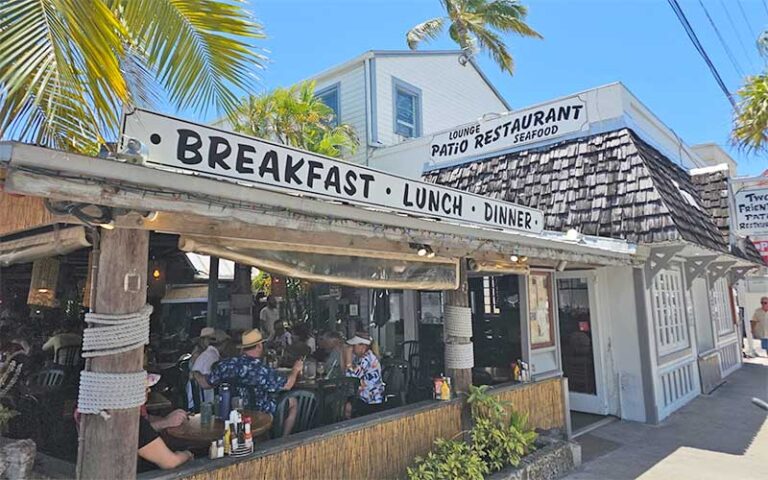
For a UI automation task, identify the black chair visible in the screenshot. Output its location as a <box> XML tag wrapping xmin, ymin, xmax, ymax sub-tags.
<box><xmin>398</xmin><ymin>340</ymin><xmax>419</xmax><ymax>363</ymax></box>
<box><xmin>317</xmin><ymin>377</ymin><xmax>358</xmax><ymax>425</ymax></box>
<box><xmin>382</xmin><ymin>358</ymin><xmax>409</xmax><ymax>407</ymax></box>
<box><xmin>54</xmin><ymin>345</ymin><xmax>82</xmax><ymax>367</ymax></box>
<box><xmin>272</xmin><ymin>390</ymin><xmax>318</xmax><ymax>437</ymax></box>
<box><xmin>26</xmin><ymin>368</ymin><xmax>65</xmax><ymax>389</ymax></box>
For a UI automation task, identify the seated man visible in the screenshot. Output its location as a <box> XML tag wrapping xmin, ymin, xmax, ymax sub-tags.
<box><xmin>188</xmin><ymin>327</ymin><xmax>229</xmax><ymax>408</ymax></box>
<box><xmin>344</xmin><ymin>332</ymin><xmax>384</xmax><ymax>418</ymax></box>
<box><xmin>206</xmin><ymin>329</ymin><xmax>303</xmax><ymax>436</ymax></box>
<box><xmin>318</xmin><ymin>331</ymin><xmax>344</xmax><ymax>378</ymax></box>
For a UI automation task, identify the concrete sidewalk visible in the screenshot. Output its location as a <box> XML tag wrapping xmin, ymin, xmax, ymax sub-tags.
<box><xmin>565</xmin><ymin>358</ymin><xmax>768</xmax><ymax>480</ymax></box>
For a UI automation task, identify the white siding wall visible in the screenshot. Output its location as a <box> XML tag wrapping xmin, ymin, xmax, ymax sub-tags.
<box><xmin>373</xmin><ymin>55</ymin><xmax>508</xmax><ymax>146</ymax></box>
<box><xmin>315</xmin><ymin>64</ymin><xmax>368</xmax><ymax>165</ymax></box>
<box><xmin>597</xmin><ymin>267</ymin><xmax>647</xmax><ymax>422</ymax></box>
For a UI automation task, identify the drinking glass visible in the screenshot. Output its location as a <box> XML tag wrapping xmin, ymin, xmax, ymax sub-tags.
<box><xmin>201</xmin><ymin>402</ymin><xmax>214</xmax><ymax>427</ymax></box>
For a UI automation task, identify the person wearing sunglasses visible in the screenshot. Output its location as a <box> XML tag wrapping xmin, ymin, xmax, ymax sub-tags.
<box><xmin>751</xmin><ymin>297</ymin><xmax>768</xmax><ymax>355</ymax></box>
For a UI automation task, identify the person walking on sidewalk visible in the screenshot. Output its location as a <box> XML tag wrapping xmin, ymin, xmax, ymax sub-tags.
<box><xmin>750</xmin><ymin>296</ymin><xmax>768</xmax><ymax>355</ymax></box>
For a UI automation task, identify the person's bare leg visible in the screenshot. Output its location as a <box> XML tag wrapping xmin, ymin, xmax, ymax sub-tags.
<box><xmin>282</xmin><ymin>397</ymin><xmax>298</xmax><ymax>437</ymax></box>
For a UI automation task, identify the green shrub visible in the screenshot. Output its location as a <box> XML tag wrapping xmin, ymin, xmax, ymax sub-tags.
<box><xmin>468</xmin><ymin>385</ymin><xmax>538</xmax><ymax>472</ymax></box>
<box><xmin>407</xmin><ymin>438</ymin><xmax>489</xmax><ymax>480</ymax></box>
<box><xmin>407</xmin><ymin>386</ymin><xmax>539</xmax><ymax>478</ymax></box>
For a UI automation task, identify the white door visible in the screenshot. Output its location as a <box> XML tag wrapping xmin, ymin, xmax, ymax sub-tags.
<box><xmin>556</xmin><ymin>272</ymin><xmax>609</xmax><ymax>415</ymax></box>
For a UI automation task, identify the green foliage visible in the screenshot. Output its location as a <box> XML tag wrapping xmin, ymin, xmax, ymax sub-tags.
<box><xmin>733</xmin><ymin>72</ymin><xmax>768</xmax><ymax>152</ymax></box>
<box><xmin>408</xmin><ymin>386</ymin><xmax>538</xmax><ymax>478</ymax></box>
<box><xmin>406</xmin><ymin>0</ymin><xmax>542</xmax><ymax>75</ymax></box>
<box><xmin>407</xmin><ymin>438</ymin><xmax>489</xmax><ymax>480</ymax></box>
<box><xmin>231</xmin><ymin>81</ymin><xmax>359</xmax><ymax>159</ymax></box>
<box><xmin>467</xmin><ymin>385</ymin><xmax>537</xmax><ymax>472</ymax></box>
<box><xmin>0</xmin><ymin>0</ymin><xmax>265</xmax><ymax>153</ymax></box>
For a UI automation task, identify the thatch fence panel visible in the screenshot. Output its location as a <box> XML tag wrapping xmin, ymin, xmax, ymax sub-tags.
<box><xmin>0</xmin><ymin>189</ymin><xmax>54</xmax><ymax>236</ymax></box>
<box><xmin>489</xmin><ymin>377</ymin><xmax>566</xmax><ymax>430</ymax></box>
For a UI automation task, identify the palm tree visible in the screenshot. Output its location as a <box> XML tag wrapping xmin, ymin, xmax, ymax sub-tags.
<box><xmin>406</xmin><ymin>0</ymin><xmax>541</xmax><ymax>75</ymax></box>
<box><xmin>733</xmin><ymin>33</ymin><xmax>768</xmax><ymax>151</ymax></box>
<box><xmin>0</xmin><ymin>0</ymin><xmax>266</xmax><ymax>154</ymax></box>
<box><xmin>230</xmin><ymin>81</ymin><xmax>359</xmax><ymax>158</ymax></box>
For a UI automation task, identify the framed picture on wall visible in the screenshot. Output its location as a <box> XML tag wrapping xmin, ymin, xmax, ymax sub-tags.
<box><xmin>528</xmin><ymin>272</ymin><xmax>555</xmax><ymax>348</ymax></box>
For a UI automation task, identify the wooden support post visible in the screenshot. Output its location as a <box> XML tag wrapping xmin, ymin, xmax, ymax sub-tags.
<box><xmin>76</xmin><ymin>228</ymin><xmax>148</xmax><ymax>480</ymax></box>
<box><xmin>207</xmin><ymin>256</ymin><xmax>219</xmax><ymax>328</ymax></box>
<box><xmin>443</xmin><ymin>260</ymin><xmax>472</xmax><ymax>394</ymax></box>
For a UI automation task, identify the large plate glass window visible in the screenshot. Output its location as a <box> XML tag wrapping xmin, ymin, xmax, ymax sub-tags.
<box><xmin>529</xmin><ymin>272</ymin><xmax>555</xmax><ymax>348</ymax></box>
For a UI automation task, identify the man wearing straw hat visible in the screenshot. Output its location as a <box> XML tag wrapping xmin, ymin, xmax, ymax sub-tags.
<box><xmin>208</xmin><ymin>328</ymin><xmax>303</xmax><ymax>436</ymax></box>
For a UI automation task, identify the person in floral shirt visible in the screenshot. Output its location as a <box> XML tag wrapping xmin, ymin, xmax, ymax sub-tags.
<box><xmin>344</xmin><ymin>332</ymin><xmax>384</xmax><ymax>418</ymax></box>
<box><xmin>207</xmin><ymin>328</ymin><xmax>303</xmax><ymax>436</ymax></box>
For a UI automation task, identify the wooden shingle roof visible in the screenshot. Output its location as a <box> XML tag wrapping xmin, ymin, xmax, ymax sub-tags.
<box><xmin>423</xmin><ymin>128</ymin><xmax>728</xmax><ymax>252</ymax></box>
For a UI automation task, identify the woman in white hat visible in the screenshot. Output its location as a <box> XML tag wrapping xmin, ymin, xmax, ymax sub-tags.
<box><xmin>344</xmin><ymin>332</ymin><xmax>384</xmax><ymax>418</ymax></box>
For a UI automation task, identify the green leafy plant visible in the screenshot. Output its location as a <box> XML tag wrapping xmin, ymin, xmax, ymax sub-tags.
<box><xmin>407</xmin><ymin>386</ymin><xmax>539</xmax><ymax>478</ymax></box>
<box><xmin>467</xmin><ymin>385</ymin><xmax>538</xmax><ymax>472</ymax></box>
<box><xmin>407</xmin><ymin>438</ymin><xmax>489</xmax><ymax>480</ymax></box>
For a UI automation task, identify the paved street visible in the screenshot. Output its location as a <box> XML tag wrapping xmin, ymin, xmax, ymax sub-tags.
<box><xmin>566</xmin><ymin>357</ymin><xmax>768</xmax><ymax>480</ymax></box>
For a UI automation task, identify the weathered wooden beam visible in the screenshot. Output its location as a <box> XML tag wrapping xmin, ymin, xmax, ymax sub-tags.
<box><xmin>77</xmin><ymin>228</ymin><xmax>148</xmax><ymax>480</ymax></box>
<box><xmin>707</xmin><ymin>261</ymin><xmax>737</xmax><ymax>285</ymax></box>
<box><xmin>4</xmin><ymin>167</ymin><xmax>634</xmax><ymax>267</ymax></box>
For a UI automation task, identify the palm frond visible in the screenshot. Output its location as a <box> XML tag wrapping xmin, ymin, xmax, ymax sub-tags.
<box><xmin>480</xmin><ymin>0</ymin><xmax>542</xmax><ymax>38</ymax></box>
<box><xmin>733</xmin><ymin>73</ymin><xmax>768</xmax><ymax>152</ymax></box>
<box><xmin>470</xmin><ymin>26</ymin><xmax>515</xmax><ymax>74</ymax></box>
<box><xmin>406</xmin><ymin>17</ymin><xmax>446</xmax><ymax>49</ymax></box>
<box><xmin>118</xmin><ymin>0</ymin><xmax>267</xmax><ymax>117</ymax></box>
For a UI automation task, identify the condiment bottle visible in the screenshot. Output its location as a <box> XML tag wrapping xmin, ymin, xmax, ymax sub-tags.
<box><xmin>440</xmin><ymin>376</ymin><xmax>450</xmax><ymax>400</ymax></box>
<box><xmin>217</xmin><ymin>440</ymin><xmax>224</xmax><ymax>458</ymax></box>
<box><xmin>223</xmin><ymin>421</ymin><xmax>231</xmax><ymax>455</ymax></box>
<box><xmin>209</xmin><ymin>441</ymin><xmax>217</xmax><ymax>459</ymax></box>
<box><xmin>230</xmin><ymin>422</ymin><xmax>238</xmax><ymax>451</ymax></box>
<box><xmin>244</xmin><ymin>417</ymin><xmax>253</xmax><ymax>450</ymax></box>
<box><xmin>433</xmin><ymin>376</ymin><xmax>444</xmax><ymax>400</ymax></box>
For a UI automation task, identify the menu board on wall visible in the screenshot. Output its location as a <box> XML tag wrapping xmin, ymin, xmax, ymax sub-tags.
<box><xmin>528</xmin><ymin>272</ymin><xmax>554</xmax><ymax>348</ymax></box>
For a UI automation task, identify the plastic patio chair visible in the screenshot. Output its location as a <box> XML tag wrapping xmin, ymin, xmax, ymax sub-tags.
<box><xmin>272</xmin><ymin>390</ymin><xmax>318</xmax><ymax>437</ymax></box>
<box><xmin>382</xmin><ymin>358</ymin><xmax>409</xmax><ymax>407</ymax></box>
<box><xmin>317</xmin><ymin>377</ymin><xmax>358</xmax><ymax>425</ymax></box>
<box><xmin>26</xmin><ymin>368</ymin><xmax>66</xmax><ymax>388</ymax></box>
<box><xmin>54</xmin><ymin>345</ymin><xmax>82</xmax><ymax>367</ymax></box>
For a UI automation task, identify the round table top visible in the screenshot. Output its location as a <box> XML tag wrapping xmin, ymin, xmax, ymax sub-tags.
<box><xmin>164</xmin><ymin>411</ymin><xmax>272</xmax><ymax>450</ymax></box>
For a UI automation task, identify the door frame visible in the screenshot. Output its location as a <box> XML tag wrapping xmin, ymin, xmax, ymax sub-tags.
<box><xmin>555</xmin><ymin>270</ymin><xmax>610</xmax><ymax>415</ymax></box>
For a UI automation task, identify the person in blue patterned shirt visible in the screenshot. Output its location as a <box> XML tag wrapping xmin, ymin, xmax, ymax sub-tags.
<box><xmin>207</xmin><ymin>328</ymin><xmax>303</xmax><ymax>436</ymax></box>
<box><xmin>344</xmin><ymin>332</ymin><xmax>384</xmax><ymax>418</ymax></box>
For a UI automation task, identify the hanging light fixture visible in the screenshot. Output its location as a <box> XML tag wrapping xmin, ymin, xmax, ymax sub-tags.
<box><xmin>28</xmin><ymin>257</ymin><xmax>60</xmax><ymax>307</ymax></box>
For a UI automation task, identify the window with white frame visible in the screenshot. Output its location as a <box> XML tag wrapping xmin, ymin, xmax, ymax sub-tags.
<box><xmin>316</xmin><ymin>84</ymin><xmax>340</xmax><ymax>127</ymax></box>
<box><xmin>710</xmin><ymin>277</ymin><xmax>734</xmax><ymax>336</ymax></box>
<box><xmin>393</xmin><ymin>79</ymin><xmax>421</xmax><ymax>138</ymax></box>
<box><xmin>651</xmin><ymin>267</ymin><xmax>690</xmax><ymax>355</ymax></box>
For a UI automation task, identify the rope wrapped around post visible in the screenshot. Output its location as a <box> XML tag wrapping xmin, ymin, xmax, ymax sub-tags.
<box><xmin>444</xmin><ymin>306</ymin><xmax>472</xmax><ymax>338</ymax></box>
<box><xmin>77</xmin><ymin>304</ymin><xmax>153</xmax><ymax>417</ymax></box>
<box><xmin>445</xmin><ymin>342</ymin><xmax>474</xmax><ymax>370</ymax></box>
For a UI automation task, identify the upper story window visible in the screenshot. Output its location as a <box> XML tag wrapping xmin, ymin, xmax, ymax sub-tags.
<box><xmin>316</xmin><ymin>83</ymin><xmax>340</xmax><ymax>127</ymax></box>
<box><xmin>393</xmin><ymin>78</ymin><xmax>422</xmax><ymax>138</ymax></box>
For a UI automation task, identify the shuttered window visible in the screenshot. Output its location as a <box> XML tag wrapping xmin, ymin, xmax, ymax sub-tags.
<box><xmin>651</xmin><ymin>268</ymin><xmax>690</xmax><ymax>355</ymax></box>
<box><xmin>710</xmin><ymin>278</ymin><xmax>734</xmax><ymax>336</ymax></box>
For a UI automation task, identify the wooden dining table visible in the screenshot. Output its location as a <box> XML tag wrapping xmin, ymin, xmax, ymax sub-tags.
<box><xmin>164</xmin><ymin>411</ymin><xmax>272</xmax><ymax>452</ymax></box>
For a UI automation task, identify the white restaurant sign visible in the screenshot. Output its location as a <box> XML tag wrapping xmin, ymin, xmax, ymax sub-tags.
<box><xmin>428</xmin><ymin>95</ymin><xmax>589</xmax><ymax>163</ymax></box>
<box><xmin>731</xmin><ymin>175</ymin><xmax>768</xmax><ymax>236</ymax></box>
<box><xmin>122</xmin><ymin>109</ymin><xmax>544</xmax><ymax>234</ymax></box>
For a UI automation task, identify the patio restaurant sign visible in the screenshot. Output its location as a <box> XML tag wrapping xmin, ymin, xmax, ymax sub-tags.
<box><xmin>732</xmin><ymin>175</ymin><xmax>768</xmax><ymax>236</ymax></box>
<box><xmin>122</xmin><ymin>109</ymin><xmax>544</xmax><ymax>234</ymax></box>
<box><xmin>428</xmin><ymin>95</ymin><xmax>589</xmax><ymax>163</ymax></box>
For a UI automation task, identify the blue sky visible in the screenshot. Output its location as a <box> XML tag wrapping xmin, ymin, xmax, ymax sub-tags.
<box><xmin>242</xmin><ymin>0</ymin><xmax>767</xmax><ymax>176</ymax></box>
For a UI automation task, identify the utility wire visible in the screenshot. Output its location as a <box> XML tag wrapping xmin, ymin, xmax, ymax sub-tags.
<box><xmin>718</xmin><ymin>0</ymin><xmax>758</xmax><ymax>72</ymax></box>
<box><xmin>698</xmin><ymin>0</ymin><xmax>745</xmax><ymax>77</ymax></box>
<box><xmin>736</xmin><ymin>0</ymin><xmax>758</xmax><ymax>42</ymax></box>
<box><xmin>667</xmin><ymin>0</ymin><xmax>737</xmax><ymax>109</ymax></box>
